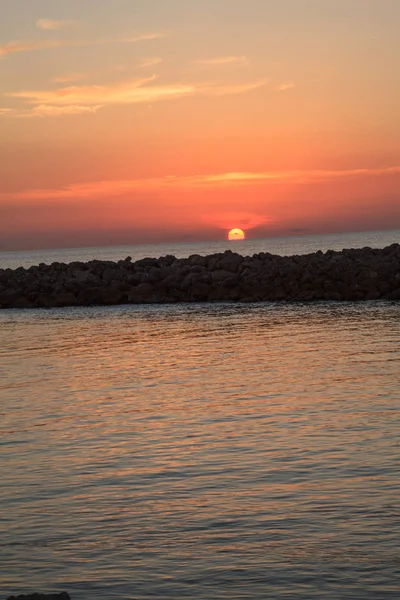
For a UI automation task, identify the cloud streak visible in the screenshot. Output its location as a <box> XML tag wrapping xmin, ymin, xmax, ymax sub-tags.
<box><xmin>0</xmin><ymin>32</ymin><xmax>169</xmax><ymax>57</ymax></box>
<box><xmin>126</xmin><ymin>32</ymin><xmax>170</xmax><ymax>43</ymax></box>
<box><xmin>275</xmin><ymin>82</ymin><xmax>296</xmax><ymax>92</ymax></box>
<box><xmin>9</xmin><ymin>76</ymin><xmax>268</xmax><ymax>113</ymax></box>
<box><xmin>31</xmin><ymin>104</ymin><xmax>103</xmax><ymax>117</ymax></box>
<box><xmin>202</xmin><ymin>211</ymin><xmax>270</xmax><ymax>229</ymax></box>
<box><xmin>135</xmin><ymin>57</ymin><xmax>163</xmax><ymax>69</ymax></box>
<box><xmin>0</xmin><ymin>40</ymin><xmax>62</xmax><ymax>57</ymax></box>
<box><xmin>11</xmin><ymin>76</ymin><xmax>192</xmax><ymax>106</ymax></box>
<box><xmin>36</xmin><ymin>18</ymin><xmax>77</xmax><ymax>30</ymax></box>
<box><xmin>53</xmin><ymin>72</ymin><xmax>88</xmax><ymax>83</ymax></box>
<box><xmin>5</xmin><ymin>166</ymin><xmax>400</xmax><ymax>201</ymax></box>
<box><xmin>199</xmin><ymin>78</ymin><xmax>268</xmax><ymax>96</ymax></box>
<box><xmin>197</xmin><ymin>56</ymin><xmax>248</xmax><ymax>67</ymax></box>
<box><xmin>195</xmin><ymin>167</ymin><xmax>400</xmax><ymax>184</ymax></box>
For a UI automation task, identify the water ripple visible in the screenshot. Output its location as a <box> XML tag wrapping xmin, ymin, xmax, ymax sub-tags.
<box><xmin>0</xmin><ymin>302</ymin><xmax>399</xmax><ymax>599</ymax></box>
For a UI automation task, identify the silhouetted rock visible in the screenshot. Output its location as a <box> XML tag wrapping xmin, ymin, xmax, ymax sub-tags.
<box><xmin>7</xmin><ymin>594</ymin><xmax>70</xmax><ymax>600</ymax></box>
<box><xmin>1</xmin><ymin>245</ymin><xmax>400</xmax><ymax>309</ymax></box>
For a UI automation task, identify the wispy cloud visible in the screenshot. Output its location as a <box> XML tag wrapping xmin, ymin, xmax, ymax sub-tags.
<box><xmin>275</xmin><ymin>82</ymin><xmax>296</xmax><ymax>92</ymax></box>
<box><xmin>126</xmin><ymin>32</ymin><xmax>170</xmax><ymax>43</ymax></box>
<box><xmin>135</xmin><ymin>57</ymin><xmax>163</xmax><ymax>69</ymax></box>
<box><xmin>199</xmin><ymin>78</ymin><xmax>268</xmax><ymax>96</ymax></box>
<box><xmin>193</xmin><ymin>167</ymin><xmax>400</xmax><ymax>184</ymax></box>
<box><xmin>10</xmin><ymin>76</ymin><xmax>192</xmax><ymax>106</ymax></box>
<box><xmin>197</xmin><ymin>56</ymin><xmax>248</xmax><ymax>67</ymax></box>
<box><xmin>0</xmin><ymin>32</ymin><xmax>169</xmax><ymax>58</ymax></box>
<box><xmin>36</xmin><ymin>18</ymin><xmax>77</xmax><ymax>30</ymax></box>
<box><xmin>0</xmin><ymin>39</ymin><xmax>62</xmax><ymax>57</ymax></box>
<box><xmin>53</xmin><ymin>73</ymin><xmax>87</xmax><ymax>83</ymax></box>
<box><xmin>52</xmin><ymin>59</ymin><xmax>162</xmax><ymax>83</ymax></box>
<box><xmin>203</xmin><ymin>211</ymin><xmax>270</xmax><ymax>229</ymax></box>
<box><xmin>3</xmin><ymin>105</ymin><xmax>102</xmax><ymax>119</ymax></box>
<box><xmin>31</xmin><ymin>104</ymin><xmax>102</xmax><ymax>117</ymax></box>
<box><xmin>6</xmin><ymin>166</ymin><xmax>400</xmax><ymax>201</ymax></box>
<box><xmin>9</xmin><ymin>76</ymin><xmax>268</xmax><ymax>113</ymax></box>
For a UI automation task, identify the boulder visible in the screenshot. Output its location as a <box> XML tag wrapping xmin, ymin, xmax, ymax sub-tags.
<box><xmin>218</xmin><ymin>251</ymin><xmax>243</xmax><ymax>272</ymax></box>
<box><xmin>102</xmin><ymin>268</ymin><xmax>119</xmax><ymax>283</ymax></box>
<box><xmin>52</xmin><ymin>292</ymin><xmax>77</xmax><ymax>307</ymax></box>
<box><xmin>1</xmin><ymin>244</ymin><xmax>400</xmax><ymax>309</ymax></box>
<box><xmin>187</xmin><ymin>254</ymin><xmax>207</xmax><ymax>267</ymax></box>
<box><xmin>7</xmin><ymin>594</ymin><xmax>70</xmax><ymax>600</ymax></box>
<box><xmin>99</xmin><ymin>287</ymin><xmax>123</xmax><ymax>305</ymax></box>
<box><xmin>129</xmin><ymin>282</ymin><xmax>156</xmax><ymax>303</ymax></box>
<box><xmin>77</xmin><ymin>286</ymin><xmax>104</xmax><ymax>306</ymax></box>
<box><xmin>210</xmin><ymin>269</ymin><xmax>235</xmax><ymax>282</ymax></box>
<box><xmin>190</xmin><ymin>281</ymin><xmax>212</xmax><ymax>300</ymax></box>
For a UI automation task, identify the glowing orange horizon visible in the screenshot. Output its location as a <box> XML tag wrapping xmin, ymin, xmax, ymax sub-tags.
<box><xmin>228</xmin><ymin>228</ymin><xmax>246</xmax><ymax>241</ymax></box>
<box><xmin>1</xmin><ymin>2</ymin><xmax>400</xmax><ymax>251</ymax></box>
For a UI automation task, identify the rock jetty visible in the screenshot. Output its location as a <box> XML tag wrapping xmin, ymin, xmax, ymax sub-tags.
<box><xmin>1</xmin><ymin>244</ymin><xmax>400</xmax><ymax>309</ymax></box>
<box><xmin>7</xmin><ymin>594</ymin><xmax>70</xmax><ymax>600</ymax></box>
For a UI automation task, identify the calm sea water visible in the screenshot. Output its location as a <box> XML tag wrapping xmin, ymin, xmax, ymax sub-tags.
<box><xmin>1</xmin><ymin>301</ymin><xmax>399</xmax><ymax>600</ymax></box>
<box><xmin>1</xmin><ymin>229</ymin><xmax>399</xmax><ymax>270</ymax></box>
<box><xmin>1</xmin><ymin>231</ymin><xmax>400</xmax><ymax>599</ymax></box>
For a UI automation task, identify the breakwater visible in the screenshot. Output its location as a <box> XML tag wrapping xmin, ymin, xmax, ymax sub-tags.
<box><xmin>7</xmin><ymin>595</ymin><xmax>70</xmax><ymax>600</ymax></box>
<box><xmin>1</xmin><ymin>244</ymin><xmax>399</xmax><ymax>309</ymax></box>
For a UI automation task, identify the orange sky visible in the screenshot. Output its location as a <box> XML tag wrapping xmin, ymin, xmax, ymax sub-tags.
<box><xmin>1</xmin><ymin>0</ymin><xmax>400</xmax><ymax>250</ymax></box>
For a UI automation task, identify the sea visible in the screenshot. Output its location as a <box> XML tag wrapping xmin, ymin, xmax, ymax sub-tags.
<box><xmin>0</xmin><ymin>229</ymin><xmax>400</xmax><ymax>271</ymax></box>
<box><xmin>1</xmin><ymin>230</ymin><xmax>400</xmax><ymax>600</ymax></box>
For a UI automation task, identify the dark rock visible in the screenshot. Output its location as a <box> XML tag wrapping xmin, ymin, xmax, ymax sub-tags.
<box><xmin>146</xmin><ymin>267</ymin><xmax>164</xmax><ymax>283</ymax></box>
<box><xmin>160</xmin><ymin>273</ymin><xmax>181</xmax><ymax>291</ymax></box>
<box><xmin>210</xmin><ymin>269</ymin><xmax>235</xmax><ymax>282</ymax></box>
<box><xmin>221</xmin><ymin>274</ymin><xmax>240</xmax><ymax>288</ymax></box>
<box><xmin>158</xmin><ymin>254</ymin><xmax>176</xmax><ymax>266</ymax></box>
<box><xmin>191</xmin><ymin>281</ymin><xmax>212</xmax><ymax>300</ymax></box>
<box><xmin>387</xmin><ymin>288</ymin><xmax>400</xmax><ymax>300</ymax></box>
<box><xmin>52</xmin><ymin>292</ymin><xmax>77</xmax><ymax>307</ymax></box>
<box><xmin>187</xmin><ymin>254</ymin><xmax>207</xmax><ymax>267</ymax></box>
<box><xmin>126</xmin><ymin>272</ymin><xmax>143</xmax><ymax>286</ymax></box>
<box><xmin>100</xmin><ymin>287</ymin><xmax>123</xmax><ymax>305</ymax></box>
<box><xmin>218</xmin><ymin>251</ymin><xmax>243</xmax><ymax>272</ymax></box>
<box><xmin>1</xmin><ymin>244</ymin><xmax>400</xmax><ymax>309</ymax></box>
<box><xmin>129</xmin><ymin>282</ymin><xmax>156</xmax><ymax>303</ymax></box>
<box><xmin>12</xmin><ymin>296</ymin><xmax>36</xmax><ymax>309</ymax></box>
<box><xmin>7</xmin><ymin>594</ymin><xmax>70</xmax><ymax>600</ymax></box>
<box><xmin>70</xmin><ymin>269</ymin><xmax>99</xmax><ymax>284</ymax></box>
<box><xmin>365</xmin><ymin>288</ymin><xmax>380</xmax><ymax>300</ymax></box>
<box><xmin>135</xmin><ymin>257</ymin><xmax>159</xmax><ymax>268</ymax></box>
<box><xmin>180</xmin><ymin>272</ymin><xmax>201</xmax><ymax>292</ymax></box>
<box><xmin>102</xmin><ymin>268</ymin><xmax>118</xmax><ymax>283</ymax></box>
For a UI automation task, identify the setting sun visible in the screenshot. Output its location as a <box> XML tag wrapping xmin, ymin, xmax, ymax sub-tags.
<box><xmin>228</xmin><ymin>228</ymin><xmax>246</xmax><ymax>241</ymax></box>
<box><xmin>1</xmin><ymin>0</ymin><xmax>400</xmax><ymax>253</ymax></box>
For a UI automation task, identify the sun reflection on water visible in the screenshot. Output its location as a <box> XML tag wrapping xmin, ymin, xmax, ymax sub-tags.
<box><xmin>1</xmin><ymin>302</ymin><xmax>400</xmax><ymax>599</ymax></box>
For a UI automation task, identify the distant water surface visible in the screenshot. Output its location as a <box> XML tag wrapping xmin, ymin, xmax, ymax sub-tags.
<box><xmin>1</xmin><ymin>229</ymin><xmax>399</xmax><ymax>269</ymax></box>
<box><xmin>1</xmin><ymin>301</ymin><xmax>399</xmax><ymax>599</ymax></box>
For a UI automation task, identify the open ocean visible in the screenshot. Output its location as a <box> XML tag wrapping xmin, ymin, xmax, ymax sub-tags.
<box><xmin>1</xmin><ymin>229</ymin><xmax>400</xmax><ymax>270</ymax></box>
<box><xmin>1</xmin><ymin>231</ymin><xmax>400</xmax><ymax>600</ymax></box>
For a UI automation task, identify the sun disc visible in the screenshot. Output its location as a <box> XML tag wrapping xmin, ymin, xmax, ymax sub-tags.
<box><xmin>228</xmin><ymin>228</ymin><xmax>246</xmax><ymax>241</ymax></box>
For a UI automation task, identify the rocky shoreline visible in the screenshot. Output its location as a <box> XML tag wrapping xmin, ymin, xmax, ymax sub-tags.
<box><xmin>1</xmin><ymin>244</ymin><xmax>400</xmax><ymax>310</ymax></box>
<box><xmin>6</xmin><ymin>594</ymin><xmax>70</xmax><ymax>600</ymax></box>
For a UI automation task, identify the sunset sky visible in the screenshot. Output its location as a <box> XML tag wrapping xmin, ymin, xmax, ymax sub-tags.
<box><xmin>1</xmin><ymin>0</ymin><xmax>400</xmax><ymax>250</ymax></box>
